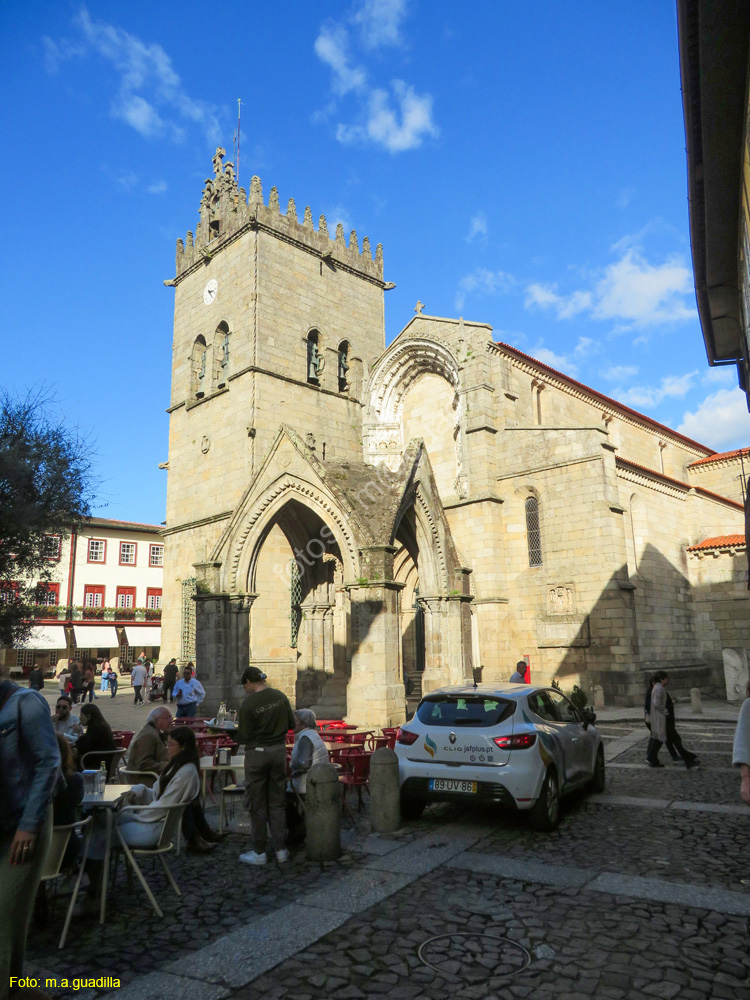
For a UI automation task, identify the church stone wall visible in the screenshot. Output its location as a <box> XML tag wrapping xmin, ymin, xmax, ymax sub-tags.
<box><xmin>686</xmin><ymin>456</ymin><xmax>746</xmax><ymax>505</ymax></box>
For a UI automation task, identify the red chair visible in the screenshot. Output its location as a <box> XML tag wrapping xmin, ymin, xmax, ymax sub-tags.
<box><xmin>339</xmin><ymin>753</ymin><xmax>371</xmax><ymax>810</ymax></box>
<box><xmin>112</xmin><ymin>730</ymin><xmax>135</xmax><ymax>750</ymax></box>
<box><xmin>195</xmin><ymin>736</ymin><xmax>220</xmax><ymax>758</ymax></box>
<box><xmin>366</xmin><ymin>735</ymin><xmax>390</xmax><ymax>752</ymax></box>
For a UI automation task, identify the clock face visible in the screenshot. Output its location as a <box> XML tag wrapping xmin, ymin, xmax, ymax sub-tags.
<box><xmin>203</xmin><ymin>279</ymin><xmax>218</xmax><ymax>305</ymax></box>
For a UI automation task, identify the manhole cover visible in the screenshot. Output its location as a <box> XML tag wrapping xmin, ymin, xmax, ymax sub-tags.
<box><xmin>418</xmin><ymin>933</ymin><xmax>530</xmax><ymax>982</ymax></box>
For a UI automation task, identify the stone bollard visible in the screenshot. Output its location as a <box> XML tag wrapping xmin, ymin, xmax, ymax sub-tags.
<box><xmin>690</xmin><ymin>687</ymin><xmax>702</xmax><ymax>714</ymax></box>
<box><xmin>306</xmin><ymin>762</ymin><xmax>341</xmax><ymax>862</ymax></box>
<box><xmin>593</xmin><ymin>685</ymin><xmax>605</xmax><ymax>711</ymax></box>
<box><xmin>369</xmin><ymin>747</ymin><xmax>400</xmax><ymax>834</ymax></box>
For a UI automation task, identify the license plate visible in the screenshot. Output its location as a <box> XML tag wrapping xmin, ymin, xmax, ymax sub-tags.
<box><xmin>429</xmin><ymin>779</ymin><xmax>477</xmax><ymax>793</ymax></box>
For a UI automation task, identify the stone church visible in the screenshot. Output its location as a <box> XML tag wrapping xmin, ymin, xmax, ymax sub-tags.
<box><xmin>160</xmin><ymin>149</ymin><xmax>749</xmax><ymax>723</ymax></box>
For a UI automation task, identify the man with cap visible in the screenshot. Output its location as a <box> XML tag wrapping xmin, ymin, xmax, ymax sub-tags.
<box><xmin>238</xmin><ymin>667</ymin><xmax>295</xmax><ymax>867</ymax></box>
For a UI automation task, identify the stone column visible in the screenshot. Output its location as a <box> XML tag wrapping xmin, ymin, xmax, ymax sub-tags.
<box><xmin>419</xmin><ymin>594</ymin><xmax>474</xmax><ymax>694</ymax></box>
<box><xmin>228</xmin><ymin>593</ymin><xmax>255</xmax><ymax>704</ymax></box>
<box><xmin>195</xmin><ymin>591</ymin><xmax>256</xmax><ymax>716</ymax></box>
<box><xmin>347</xmin><ymin>582</ymin><xmax>405</xmax><ymax>726</ymax></box>
<box><xmin>300</xmin><ymin>603</ymin><xmax>335</xmax><ymax>674</ymax></box>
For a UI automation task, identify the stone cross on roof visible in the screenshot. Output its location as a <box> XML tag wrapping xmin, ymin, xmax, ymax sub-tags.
<box><xmin>212</xmin><ymin>147</ymin><xmax>227</xmax><ymax>175</ymax></box>
<box><xmin>414</xmin><ymin>300</ymin><xmax>425</xmax><ymax>314</ymax></box>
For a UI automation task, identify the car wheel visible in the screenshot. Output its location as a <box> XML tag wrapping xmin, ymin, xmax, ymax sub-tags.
<box><xmin>400</xmin><ymin>793</ymin><xmax>426</xmax><ymax>821</ymax></box>
<box><xmin>588</xmin><ymin>746</ymin><xmax>605</xmax><ymax>793</ymax></box>
<box><xmin>528</xmin><ymin>767</ymin><xmax>560</xmax><ymax>831</ymax></box>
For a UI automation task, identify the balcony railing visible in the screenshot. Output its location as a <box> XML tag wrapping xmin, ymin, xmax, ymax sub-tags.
<box><xmin>30</xmin><ymin>605</ymin><xmax>162</xmax><ymax>622</ymax></box>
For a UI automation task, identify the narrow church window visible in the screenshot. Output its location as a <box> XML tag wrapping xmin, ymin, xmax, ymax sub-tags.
<box><xmin>525</xmin><ymin>496</ymin><xmax>542</xmax><ymax>567</ymax></box>
<box><xmin>192</xmin><ymin>336</ymin><xmax>207</xmax><ymax>398</ymax></box>
<box><xmin>338</xmin><ymin>341</ymin><xmax>350</xmax><ymax>393</ymax></box>
<box><xmin>290</xmin><ymin>560</ymin><xmax>302</xmax><ymax>647</ymax></box>
<box><xmin>307</xmin><ymin>331</ymin><xmax>323</xmax><ymax>385</ymax></box>
<box><xmin>216</xmin><ymin>322</ymin><xmax>230</xmax><ymax>388</ymax></box>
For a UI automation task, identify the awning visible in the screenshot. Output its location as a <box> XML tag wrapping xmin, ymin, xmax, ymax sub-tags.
<box><xmin>20</xmin><ymin>625</ymin><xmax>68</xmax><ymax>649</ymax></box>
<box><xmin>121</xmin><ymin>625</ymin><xmax>162</xmax><ymax>647</ymax></box>
<box><xmin>70</xmin><ymin>625</ymin><xmax>121</xmax><ymax>649</ymax></box>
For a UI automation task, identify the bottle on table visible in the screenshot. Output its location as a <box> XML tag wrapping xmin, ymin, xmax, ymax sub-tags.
<box><xmin>97</xmin><ymin>762</ymin><xmax>107</xmax><ymax>796</ymax></box>
<box><xmin>217</xmin><ymin>701</ymin><xmax>226</xmax><ymax>727</ymax></box>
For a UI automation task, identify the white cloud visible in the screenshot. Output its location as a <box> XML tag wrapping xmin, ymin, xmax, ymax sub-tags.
<box><xmin>601</xmin><ymin>364</ymin><xmax>639</xmax><ymax>381</ymax></box>
<box><xmin>147</xmin><ymin>179</ymin><xmax>167</xmax><ymax>194</ymax></box>
<box><xmin>530</xmin><ymin>344</ymin><xmax>577</xmax><ymax>375</ymax></box>
<box><xmin>351</xmin><ymin>0</ymin><xmax>409</xmax><ymax>49</ymax></box>
<box><xmin>525</xmin><ymin>244</ymin><xmax>696</xmax><ymax>329</ymax></box>
<box><xmin>678</xmin><ymin>387</ymin><xmax>750</xmax><ymax>449</ymax></box>
<box><xmin>115</xmin><ymin>170</ymin><xmax>139</xmax><ymax>190</ymax></box>
<box><xmin>455</xmin><ymin>268</ymin><xmax>515</xmax><ymax>310</ymax></box>
<box><xmin>702</xmin><ymin>365</ymin><xmax>736</xmax><ymax>386</ymax></box>
<box><xmin>525</xmin><ymin>283</ymin><xmax>592</xmax><ymax>319</ymax></box>
<box><xmin>574</xmin><ymin>336</ymin><xmax>598</xmax><ymax>357</ymax></box>
<box><xmin>466</xmin><ymin>212</ymin><xmax>487</xmax><ymax>243</ymax></box>
<box><xmin>44</xmin><ymin>8</ymin><xmax>221</xmax><ymax>144</ymax></box>
<box><xmin>616</xmin><ymin>371</ymin><xmax>699</xmax><ymax>410</ymax></box>
<box><xmin>314</xmin><ymin>25</ymin><xmax>367</xmax><ymax>95</ymax></box>
<box><xmin>314</xmin><ymin>7</ymin><xmax>437</xmax><ymax>154</ymax></box>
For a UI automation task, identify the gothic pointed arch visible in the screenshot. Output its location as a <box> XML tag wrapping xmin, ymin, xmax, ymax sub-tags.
<box><xmin>218</xmin><ymin>473</ymin><xmax>360</xmax><ymax>594</ymax></box>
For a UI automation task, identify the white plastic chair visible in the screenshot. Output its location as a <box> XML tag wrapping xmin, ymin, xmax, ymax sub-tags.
<box><xmin>80</xmin><ymin>748</ymin><xmax>127</xmax><ymax>781</ymax></box>
<box><xmin>119</xmin><ymin>768</ymin><xmax>160</xmax><ymax>788</ymax></box>
<box><xmin>113</xmin><ymin>802</ymin><xmax>187</xmax><ymax>918</ymax></box>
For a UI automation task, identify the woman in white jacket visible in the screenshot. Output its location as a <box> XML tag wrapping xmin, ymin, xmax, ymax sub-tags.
<box><xmin>118</xmin><ymin>726</ymin><xmax>200</xmax><ymax>847</ymax></box>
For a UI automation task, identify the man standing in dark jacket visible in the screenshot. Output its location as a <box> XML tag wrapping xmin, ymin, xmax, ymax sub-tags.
<box><xmin>238</xmin><ymin>667</ymin><xmax>295</xmax><ymax>867</ymax></box>
<box><xmin>69</xmin><ymin>661</ymin><xmax>83</xmax><ymax>705</ymax></box>
<box><xmin>162</xmin><ymin>659</ymin><xmax>179</xmax><ymax>703</ymax></box>
<box><xmin>0</xmin><ymin>662</ymin><xmax>60</xmax><ymax>998</ymax></box>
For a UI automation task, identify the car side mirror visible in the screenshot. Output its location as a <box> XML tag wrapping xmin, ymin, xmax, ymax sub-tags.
<box><xmin>582</xmin><ymin>708</ymin><xmax>596</xmax><ymax>729</ymax></box>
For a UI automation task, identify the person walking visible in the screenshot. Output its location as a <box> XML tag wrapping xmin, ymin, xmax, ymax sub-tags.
<box><xmin>130</xmin><ymin>659</ymin><xmax>147</xmax><ymax>706</ymax></box>
<box><xmin>162</xmin><ymin>658</ymin><xmax>178</xmax><ymax>703</ymax></box>
<box><xmin>172</xmin><ymin>664</ymin><xmax>205</xmax><ymax>719</ymax></box>
<box><xmin>100</xmin><ymin>658</ymin><xmax>110</xmax><ymax>695</ymax></box>
<box><xmin>69</xmin><ymin>661</ymin><xmax>83</xmax><ymax>705</ymax></box>
<box><xmin>56</xmin><ymin>666</ymin><xmax>70</xmax><ymax>698</ymax></box>
<box><xmin>28</xmin><ymin>663</ymin><xmax>45</xmax><ymax>692</ymax></box>
<box><xmin>108</xmin><ymin>666</ymin><xmax>118</xmax><ymax>699</ymax></box>
<box><xmin>644</xmin><ymin>673</ymin><xmax>699</xmax><ymax>768</ymax></box>
<box><xmin>733</xmin><ymin>680</ymin><xmax>750</xmax><ymax>807</ymax></box>
<box><xmin>646</xmin><ymin>671</ymin><xmax>668</xmax><ymax>767</ymax></box>
<box><xmin>143</xmin><ymin>660</ymin><xmax>153</xmax><ymax>703</ymax></box>
<box><xmin>82</xmin><ymin>661</ymin><xmax>96</xmax><ymax>703</ymax></box>
<box><xmin>238</xmin><ymin>667</ymin><xmax>295</xmax><ymax>866</ymax></box>
<box><xmin>0</xmin><ymin>662</ymin><xmax>60</xmax><ymax>1000</ymax></box>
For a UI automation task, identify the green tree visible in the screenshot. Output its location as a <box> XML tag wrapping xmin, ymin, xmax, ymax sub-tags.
<box><xmin>0</xmin><ymin>390</ymin><xmax>96</xmax><ymax>647</ymax></box>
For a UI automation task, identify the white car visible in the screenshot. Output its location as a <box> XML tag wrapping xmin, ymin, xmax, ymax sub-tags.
<box><xmin>395</xmin><ymin>683</ymin><xmax>604</xmax><ymax>830</ymax></box>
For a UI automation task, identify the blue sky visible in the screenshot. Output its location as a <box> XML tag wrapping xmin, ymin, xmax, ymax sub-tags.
<box><xmin>3</xmin><ymin>1</ymin><xmax>749</xmax><ymax>525</ymax></box>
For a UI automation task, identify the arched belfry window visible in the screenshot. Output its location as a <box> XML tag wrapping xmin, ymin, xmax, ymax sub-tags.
<box><xmin>307</xmin><ymin>330</ymin><xmax>323</xmax><ymax>386</ymax></box>
<box><xmin>338</xmin><ymin>340</ymin><xmax>350</xmax><ymax>393</ymax></box>
<box><xmin>525</xmin><ymin>496</ymin><xmax>542</xmax><ymax>567</ymax></box>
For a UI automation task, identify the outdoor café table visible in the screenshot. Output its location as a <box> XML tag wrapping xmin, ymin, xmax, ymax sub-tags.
<box><xmin>199</xmin><ymin>754</ymin><xmax>245</xmax><ymax>801</ymax></box>
<box><xmin>81</xmin><ymin>784</ymin><xmax>126</xmax><ymax>925</ymax></box>
<box><xmin>203</xmin><ymin>719</ymin><xmax>239</xmax><ymax>735</ymax></box>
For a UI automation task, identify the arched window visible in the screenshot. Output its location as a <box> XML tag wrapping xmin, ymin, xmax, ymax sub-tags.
<box><xmin>215</xmin><ymin>321</ymin><xmax>230</xmax><ymax>388</ymax></box>
<box><xmin>525</xmin><ymin>496</ymin><xmax>542</xmax><ymax>567</ymax></box>
<box><xmin>337</xmin><ymin>340</ymin><xmax>350</xmax><ymax>393</ymax></box>
<box><xmin>192</xmin><ymin>336</ymin><xmax>207</xmax><ymax>398</ymax></box>
<box><xmin>307</xmin><ymin>330</ymin><xmax>322</xmax><ymax>385</ymax></box>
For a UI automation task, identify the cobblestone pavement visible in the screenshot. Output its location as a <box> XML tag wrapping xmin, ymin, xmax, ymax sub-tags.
<box><xmin>25</xmin><ymin>719</ymin><xmax>749</xmax><ymax>1000</ymax></box>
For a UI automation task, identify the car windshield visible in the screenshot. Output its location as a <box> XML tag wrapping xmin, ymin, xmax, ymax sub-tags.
<box><xmin>416</xmin><ymin>695</ymin><xmax>516</xmax><ymax>727</ymax></box>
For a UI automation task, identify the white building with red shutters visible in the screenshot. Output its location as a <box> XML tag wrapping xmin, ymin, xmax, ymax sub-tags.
<box><xmin>1</xmin><ymin>517</ymin><xmax>165</xmax><ymax>677</ymax></box>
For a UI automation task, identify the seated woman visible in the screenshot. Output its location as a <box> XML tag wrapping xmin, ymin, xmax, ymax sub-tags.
<box><xmin>77</xmin><ymin>728</ymin><xmax>201</xmax><ymax>913</ymax></box>
<box><xmin>286</xmin><ymin>709</ymin><xmax>329</xmax><ymax>844</ymax></box>
<box><xmin>117</xmin><ymin>726</ymin><xmax>201</xmax><ymax>849</ymax></box>
<box><xmin>54</xmin><ymin>735</ymin><xmax>85</xmax><ymax>867</ymax></box>
<box><xmin>76</xmin><ymin>703</ymin><xmax>116</xmax><ymax>774</ymax></box>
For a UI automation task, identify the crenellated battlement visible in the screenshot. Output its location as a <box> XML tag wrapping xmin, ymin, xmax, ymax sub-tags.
<box><xmin>174</xmin><ymin>147</ymin><xmax>384</xmax><ymax>283</ymax></box>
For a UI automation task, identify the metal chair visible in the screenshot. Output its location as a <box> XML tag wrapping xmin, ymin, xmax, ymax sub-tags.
<box><xmin>219</xmin><ymin>783</ymin><xmax>245</xmax><ymax>834</ymax></box>
<box><xmin>80</xmin><ymin>748</ymin><xmax>127</xmax><ymax>781</ymax></box>
<box><xmin>339</xmin><ymin>753</ymin><xmax>371</xmax><ymax>811</ymax></box>
<box><xmin>51</xmin><ymin>816</ymin><xmax>93</xmax><ymax>949</ymax></box>
<box><xmin>113</xmin><ymin>802</ymin><xmax>187</xmax><ymax>918</ymax></box>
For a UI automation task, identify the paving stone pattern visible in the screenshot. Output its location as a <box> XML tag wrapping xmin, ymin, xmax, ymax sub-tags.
<box><xmin>468</xmin><ymin>800</ymin><xmax>750</xmax><ymax>892</ymax></box>
<box><xmin>229</xmin><ymin>867</ymin><xmax>750</xmax><ymax>1000</ymax></box>
<box><xmin>603</xmin><ymin>765</ymin><xmax>738</xmax><ymax>804</ymax></box>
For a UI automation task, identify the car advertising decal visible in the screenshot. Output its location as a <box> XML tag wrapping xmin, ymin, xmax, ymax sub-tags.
<box><xmin>423</xmin><ymin>733</ymin><xmax>437</xmax><ymax>758</ymax></box>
